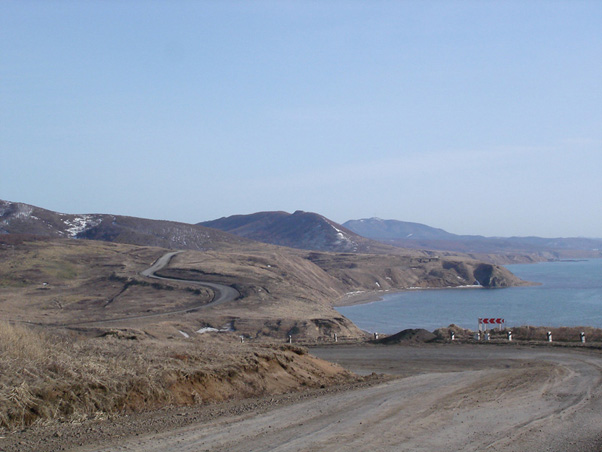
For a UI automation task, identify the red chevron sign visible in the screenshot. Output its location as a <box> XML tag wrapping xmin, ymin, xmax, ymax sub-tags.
<box><xmin>479</xmin><ymin>318</ymin><xmax>504</xmax><ymax>324</ymax></box>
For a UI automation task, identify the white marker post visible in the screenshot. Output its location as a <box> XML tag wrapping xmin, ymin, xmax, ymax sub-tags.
<box><xmin>547</xmin><ymin>331</ymin><xmax>553</xmax><ymax>342</ymax></box>
<box><xmin>450</xmin><ymin>331</ymin><xmax>455</xmax><ymax>341</ymax></box>
<box><xmin>374</xmin><ymin>332</ymin><xmax>379</xmax><ymax>340</ymax></box>
<box><xmin>334</xmin><ymin>333</ymin><xmax>338</xmax><ymax>343</ymax></box>
<box><xmin>288</xmin><ymin>335</ymin><xmax>292</xmax><ymax>344</ymax></box>
<box><xmin>507</xmin><ymin>331</ymin><xmax>512</xmax><ymax>341</ymax></box>
<box><xmin>580</xmin><ymin>332</ymin><xmax>586</xmax><ymax>343</ymax></box>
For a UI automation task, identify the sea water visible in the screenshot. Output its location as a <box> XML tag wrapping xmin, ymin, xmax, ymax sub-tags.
<box><xmin>336</xmin><ymin>259</ymin><xmax>602</xmax><ymax>333</ymax></box>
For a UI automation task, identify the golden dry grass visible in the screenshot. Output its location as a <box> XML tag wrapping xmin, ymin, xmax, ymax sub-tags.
<box><xmin>0</xmin><ymin>322</ymin><xmax>355</xmax><ymax>432</ymax></box>
<box><xmin>508</xmin><ymin>325</ymin><xmax>602</xmax><ymax>342</ymax></box>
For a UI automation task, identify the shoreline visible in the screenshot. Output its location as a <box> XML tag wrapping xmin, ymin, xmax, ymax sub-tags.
<box><xmin>334</xmin><ymin>276</ymin><xmax>542</xmax><ymax>308</ymax></box>
<box><xmin>334</xmin><ymin>284</ymin><xmax>489</xmax><ymax>307</ymax></box>
<box><xmin>334</xmin><ymin>290</ymin><xmax>387</xmax><ymax>307</ymax></box>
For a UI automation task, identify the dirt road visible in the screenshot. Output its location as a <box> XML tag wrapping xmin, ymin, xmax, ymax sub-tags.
<box><xmin>141</xmin><ymin>251</ymin><xmax>240</xmax><ymax>307</ymax></box>
<box><xmin>53</xmin><ymin>252</ymin><xmax>241</xmax><ymax>327</ymax></box>
<box><xmin>71</xmin><ymin>344</ymin><xmax>602</xmax><ymax>452</ymax></box>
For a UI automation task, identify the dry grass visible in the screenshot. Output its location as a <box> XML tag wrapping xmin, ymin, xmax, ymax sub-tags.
<box><xmin>0</xmin><ymin>322</ymin><xmax>355</xmax><ymax>433</ymax></box>
<box><xmin>508</xmin><ymin>325</ymin><xmax>602</xmax><ymax>343</ymax></box>
<box><xmin>0</xmin><ymin>239</ymin><xmax>214</xmax><ymax>326</ymax></box>
<box><xmin>0</xmin><ymin>322</ymin><xmax>50</xmax><ymax>361</ymax></box>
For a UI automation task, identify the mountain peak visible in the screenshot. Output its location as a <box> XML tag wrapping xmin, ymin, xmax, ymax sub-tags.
<box><xmin>199</xmin><ymin>211</ymin><xmax>398</xmax><ymax>253</ymax></box>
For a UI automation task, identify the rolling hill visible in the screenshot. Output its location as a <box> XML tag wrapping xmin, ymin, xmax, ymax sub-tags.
<box><xmin>198</xmin><ymin>211</ymin><xmax>401</xmax><ymax>254</ymax></box>
<box><xmin>0</xmin><ymin>199</ymin><xmax>531</xmax><ymax>340</ymax></box>
<box><xmin>0</xmin><ymin>200</ymin><xmax>250</xmax><ymax>251</ymax></box>
<box><xmin>343</xmin><ymin>217</ymin><xmax>602</xmax><ymax>262</ymax></box>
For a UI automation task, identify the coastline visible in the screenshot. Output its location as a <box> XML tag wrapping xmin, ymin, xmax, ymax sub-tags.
<box><xmin>334</xmin><ymin>290</ymin><xmax>388</xmax><ymax>307</ymax></box>
<box><xmin>334</xmin><ymin>285</ymin><xmax>493</xmax><ymax>308</ymax></box>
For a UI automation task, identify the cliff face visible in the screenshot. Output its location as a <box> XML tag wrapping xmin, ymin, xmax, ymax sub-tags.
<box><xmin>473</xmin><ymin>263</ymin><xmax>525</xmax><ymax>288</ymax></box>
<box><xmin>303</xmin><ymin>252</ymin><xmax>531</xmax><ymax>296</ymax></box>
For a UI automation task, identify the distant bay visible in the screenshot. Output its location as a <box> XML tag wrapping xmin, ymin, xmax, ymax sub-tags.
<box><xmin>336</xmin><ymin>259</ymin><xmax>602</xmax><ymax>334</ymax></box>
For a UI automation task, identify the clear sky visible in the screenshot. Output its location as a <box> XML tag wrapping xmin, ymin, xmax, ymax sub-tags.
<box><xmin>1</xmin><ymin>1</ymin><xmax>601</xmax><ymax>238</ymax></box>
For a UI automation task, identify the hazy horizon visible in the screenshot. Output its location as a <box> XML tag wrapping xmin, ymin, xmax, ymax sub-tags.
<box><xmin>2</xmin><ymin>1</ymin><xmax>601</xmax><ymax>238</ymax></box>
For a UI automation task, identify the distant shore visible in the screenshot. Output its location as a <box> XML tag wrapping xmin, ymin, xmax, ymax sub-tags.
<box><xmin>334</xmin><ymin>290</ymin><xmax>387</xmax><ymax>307</ymax></box>
<box><xmin>334</xmin><ymin>285</ymin><xmax>491</xmax><ymax>307</ymax></box>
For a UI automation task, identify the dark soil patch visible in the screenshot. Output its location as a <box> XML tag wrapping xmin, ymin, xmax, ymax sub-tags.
<box><xmin>375</xmin><ymin>328</ymin><xmax>436</xmax><ymax>344</ymax></box>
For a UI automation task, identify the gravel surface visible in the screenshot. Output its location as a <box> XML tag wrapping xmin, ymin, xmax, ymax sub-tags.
<box><xmin>3</xmin><ymin>343</ymin><xmax>601</xmax><ymax>452</ymax></box>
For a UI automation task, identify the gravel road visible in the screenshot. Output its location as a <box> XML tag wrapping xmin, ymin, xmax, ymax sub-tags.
<box><xmin>57</xmin><ymin>251</ymin><xmax>241</xmax><ymax>327</ymax></box>
<box><xmin>65</xmin><ymin>344</ymin><xmax>602</xmax><ymax>452</ymax></box>
<box><xmin>141</xmin><ymin>251</ymin><xmax>240</xmax><ymax>307</ymax></box>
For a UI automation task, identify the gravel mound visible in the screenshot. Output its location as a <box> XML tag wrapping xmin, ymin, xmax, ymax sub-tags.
<box><xmin>376</xmin><ymin>328</ymin><xmax>436</xmax><ymax>344</ymax></box>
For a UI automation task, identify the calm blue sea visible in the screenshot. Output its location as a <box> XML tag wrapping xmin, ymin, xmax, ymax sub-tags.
<box><xmin>336</xmin><ymin>259</ymin><xmax>602</xmax><ymax>333</ymax></box>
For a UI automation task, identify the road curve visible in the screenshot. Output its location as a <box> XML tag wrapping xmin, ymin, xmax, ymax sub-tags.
<box><xmin>140</xmin><ymin>251</ymin><xmax>240</xmax><ymax>307</ymax></box>
<box><xmin>85</xmin><ymin>345</ymin><xmax>602</xmax><ymax>452</ymax></box>
<box><xmin>41</xmin><ymin>252</ymin><xmax>241</xmax><ymax>327</ymax></box>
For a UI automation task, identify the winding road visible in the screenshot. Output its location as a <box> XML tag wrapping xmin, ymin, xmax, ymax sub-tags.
<box><xmin>50</xmin><ymin>251</ymin><xmax>240</xmax><ymax>327</ymax></box>
<box><xmin>140</xmin><ymin>251</ymin><xmax>240</xmax><ymax>308</ymax></box>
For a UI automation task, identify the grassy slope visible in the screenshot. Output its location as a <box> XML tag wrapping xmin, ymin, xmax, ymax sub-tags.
<box><xmin>0</xmin><ymin>238</ymin><xmax>213</xmax><ymax>326</ymax></box>
<box><xmin>0</xmin><ymin>237</ymin><xmax>529</xmax><ymax>340</ymax></box>
<box><xmin>0</xmin><ymin>323</ymin><xmax>356</xmax><ymax>432</ymax></box>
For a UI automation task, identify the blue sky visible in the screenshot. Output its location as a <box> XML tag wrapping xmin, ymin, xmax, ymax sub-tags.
<box><xmin>1</xmin><ymin>1</ymin><xmax>601</xmax><ymax>237</ymax></box>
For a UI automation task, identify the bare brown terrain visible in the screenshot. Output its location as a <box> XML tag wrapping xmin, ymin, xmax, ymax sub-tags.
<box><xmin>3</xmin><ymin>341</ymin><xmax>601</xmax><ymax>452</ymax></box>
<box><xmin>0</xmin><ymin>235</ymin><xmax>527</xmax><ymax>340</ymax></box>
<box><xmin>0</xmin><ymin>322</ymin><xmax>361</xmax><ymax>440</ymax></box>
<box><xmin>3</xmin><ymin>234</ymin><xmax>598</xmax><ymax>450</ymax></box>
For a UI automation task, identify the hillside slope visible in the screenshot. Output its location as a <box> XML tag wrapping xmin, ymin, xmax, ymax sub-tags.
<box><xmin>1</xmin><ymin>200</ymin><xmax>531</xmax><ymax>340</ymax></box>
<box><xmin>199</xmin><ymin>211</ymin><xmax>401</xmax><ymax>254</ymax></box>
<box><xmin>0</xmin><ymin>233</ymin><xmax>528</xmax><ymax>341</ymax></box>
<box><xmin>0</xmin><ymin>200</ymin><xmax>249</xmax><ymax>251</ymax></box>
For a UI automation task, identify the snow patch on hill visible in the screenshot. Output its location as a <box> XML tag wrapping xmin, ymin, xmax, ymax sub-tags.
<box><xmin>1</xmin><ymin>203</ymin><xmax>35</xmax><ymax>226</ymax></box>
<box><xmin>62</xmin><ymin>215</ymin><xmax>101</xmax><ymax>237</ymax></box>
<box><xmin>12</xmin><ymin>204</ymin><xmax>33</xmax><ymax>219</ymax></box>
<box><xmin>327</xmin><ymin>221</ymin><xmax>358</xmax><ymax>251</ymax></box>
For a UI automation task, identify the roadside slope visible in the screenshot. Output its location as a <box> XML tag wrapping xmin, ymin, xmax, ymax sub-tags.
<box><xmin>12</xmin><ymin>345</ymin><xmax>599</xmax><ymax>452</ymax></box>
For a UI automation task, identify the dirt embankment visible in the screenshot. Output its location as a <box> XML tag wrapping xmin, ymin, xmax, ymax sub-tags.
<box><xmin>0</xmin><ymin>323</ymin><xmax>359</xmax><ymax>434</ymax></box>
<box><xmin>6</xmin><ymin>343</ymin><xmax>601</xmax><ymax>452</ymax></box>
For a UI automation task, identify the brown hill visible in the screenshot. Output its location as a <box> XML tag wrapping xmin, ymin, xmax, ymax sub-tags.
<box><xmin>0</xmin><ymin>200</ymin><xmax>250</xmax><ymax>251</ymax></box>
<box><xmin>0</xmin><ymin>236</ymin><xmax>365</xmax><ymax>340</ymax></box>
<box><xmin>1</xmin><ymin>200</ymin><xmax>531</xmax><ymax>340</ymax></box>
<box><xmin>199</xmin><ymin>211</ymin><xmax>400</xmax><ymax>254</ymax></box>
<box><xmin>0</xmin><ymin>234</ymin><xmax>528</xmax><ymax>343</ymax></box>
